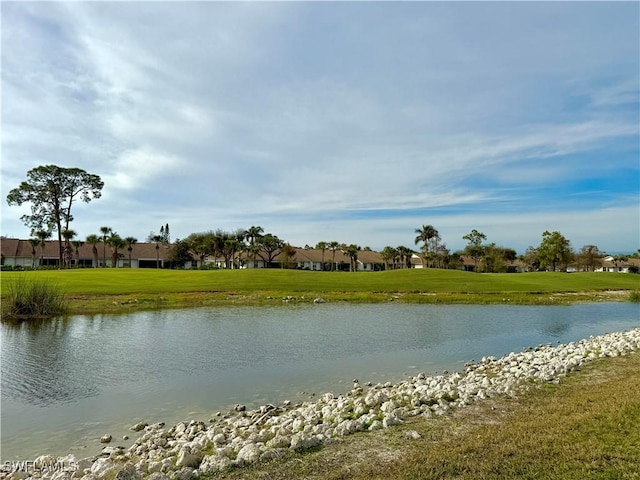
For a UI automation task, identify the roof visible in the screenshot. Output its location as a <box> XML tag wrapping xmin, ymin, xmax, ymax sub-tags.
<box><xmin>0</xmin><ymin>238</ymin><xmax>178</xmax><ymax>261</ymax></box>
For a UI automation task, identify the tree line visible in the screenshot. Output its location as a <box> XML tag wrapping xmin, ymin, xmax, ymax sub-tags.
<box><xmin>5</xmin><ymin>165</ymin><xmax>638</xmax><ymax>272</ymax></box>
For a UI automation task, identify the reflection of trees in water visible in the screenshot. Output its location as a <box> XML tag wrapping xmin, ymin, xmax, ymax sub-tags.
<box><xmin>1</xmin><ymin>316</ymin><xmax>100</xmax><ymax>407</ymax></box>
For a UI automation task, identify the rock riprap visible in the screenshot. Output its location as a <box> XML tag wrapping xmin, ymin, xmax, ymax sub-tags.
<box><xmin>3</xmin><ymin>328</ymin><xmax>638</xmax><ymax>480</ymax></box>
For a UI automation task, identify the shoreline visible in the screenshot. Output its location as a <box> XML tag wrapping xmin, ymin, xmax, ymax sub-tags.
<box><xmin>12</xmin><ymin>289</ymin><xmax>634</xmax><ymax>318</ymax></box>
<box><xmin>2</xmin><ymin>327</ymin><xmax>639</xmax><ymax>479</ymax></box>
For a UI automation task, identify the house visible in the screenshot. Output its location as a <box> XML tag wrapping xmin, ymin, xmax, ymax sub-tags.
<box><xmin>595</xmin><ymin>256</ymin><xmax>640</xmax><ymax>273</ymax></box>
<box><xmin>0</xmin><ymin>238</ymin><xmax>198</xmax><ymax>269</ymax></box>
<box><xmin>240</xmin><ymin>247</ymin><xmax>385</xmax><ymax>271</ymax></box>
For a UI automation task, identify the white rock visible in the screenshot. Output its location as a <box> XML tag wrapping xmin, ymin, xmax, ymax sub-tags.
<box><xmin>235</xmin><ymin>443</ymin><xmax>261</xmax><ymax>465</ymax></box>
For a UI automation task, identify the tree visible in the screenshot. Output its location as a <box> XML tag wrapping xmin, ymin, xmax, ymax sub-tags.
<box><xmin>342</xmin><ymin>244</ymin><xmax>361</xmax><ymax>272</ymax></box>
<box><xmin>538</xmin><ymin>230</ymin><xmax>574</xmax><ymax>272</ymax></box>
<box><xmin>381</xmin><ymin>246</ymin><xmax>397</xmax><ymax>270</ymax></box>
<box><xmin>279</xmin><ymin>244</ymin><xmax>298</xmax><ymax>269</ymax></box>
<box><xmin>108</xmin><ymin>232</ymin><xmax>125</xmax><ymax>268</ymax></box>
<box><xmin>125</xmin><ymin>237</ymin><xmax>138</xmax><ymax>268</ymax></box>
<box><xmin>328</xmin><ymin>241</ymin><xmax>340</xmax><ymax>271</ymax></box>
<box><xmin>414</xmin><ymin>225</ymin><xmax>440</xmax><ymax>267</ymax></box>
<box><xmin>61</xmin><ymin>228</ymin><xmax>77</xmax><ymax>268</ymax></box>
<box><xmin>522</xmin><ymin>246</ymin><xmax>540</xmax><ymax>272</ymax></box>
<box><xmin>462</xmin><ymin>229</ymin><xmax>487</xmax><ymax>271</ymax></box>
<box><xmin>244</xmin><ymin>226</ymin><xmax>264</xmax><ymax>267</ymax></box>
<box><xmin>100</xmin><ymin>226</ymin><xmax>112</xmax><ymax>267</ymax></box>
<box><xmin>28</xmin><ymin>238</ymin><xmax>40</xmax><ymax>268</ymax></box>
<box><xmin>576</xmin><ymin>245</ymin><xmax>603</xmax><ymax>272</ymax></box>
<box><xmin>256</xmin><ymin>234</ymin><xmax>284</xmax><ymax>267</ymax></box>
<box><xmin>72</xmin><ymin>240</ymin><xmax>84</xmax><ymax>267</ymax></box>
<box><xmin>167</xmin><ymin>240</ymin><xmax>193</xmax><ymax>268</ymax></box>
<box><xmin>85</xmin><ymin>234</ymin><xmax>101</xmax><ymax>268</ymax></box>
<box><xmin>35</xmin><ymin>229</ymin><xmax>51</xmax><ymax>266</ymax></box>
<box><xmin>315</xmin><ymin>241</ymin><xmax>327</xmax><ymax>270</ymax></box>
<box><xmin>396</xmin><ymin>246</ymin><xmax>413</xmax><ymax>269</ymax></box>
<box><xmin>150</xmin><ymin>234</ymin><xmax>164</xmax><ymax>268</ymax></box>
<box><xmin>6</xmin><ymin>165</ymin><xmax>104</xmax><ymax>266</ymax></box>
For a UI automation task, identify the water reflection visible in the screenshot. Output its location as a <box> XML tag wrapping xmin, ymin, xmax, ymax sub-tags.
<box><xmin>1</xmin><ymin>302</ymin><xmax>638</xmax><ymax>460</ymax></box>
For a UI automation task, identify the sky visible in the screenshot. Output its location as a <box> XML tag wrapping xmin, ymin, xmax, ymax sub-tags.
<box><xmin>1</xmin><ymin>1</ymin><xmax>639</xmax><ymax>254</ymax></box>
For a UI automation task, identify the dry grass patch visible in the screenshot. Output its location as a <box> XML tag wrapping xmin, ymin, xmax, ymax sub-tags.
<box><xmin>208</xmin><ymin>352</ymin><xmax>640</xmax><ymax>480</ymax></box>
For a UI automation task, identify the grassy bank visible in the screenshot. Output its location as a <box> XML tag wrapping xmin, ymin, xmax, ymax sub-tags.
<box><xmin>1</xmin><ymin>269</ymin><xmax>638</xmax><ymax>315</ymax></box>
<box><xmin>207</xmin><ymin>351</ymin><xmax>640</xmax><ymax>480</ymax></box>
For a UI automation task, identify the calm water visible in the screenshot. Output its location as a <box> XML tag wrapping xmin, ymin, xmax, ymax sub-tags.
<box><xmin>1</xmin><ymin>303</ymin><xmax>638</xmax><ymax>460</ymax></box>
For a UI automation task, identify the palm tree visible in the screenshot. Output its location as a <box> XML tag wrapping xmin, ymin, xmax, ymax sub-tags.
<box><xmin>61</xmin><ymin>228</ymin><xmax>76</xmax><ymax>268</ymax></box>
<box><xmin>328</xmin><ymin>241</ymin><xmax>340</xmax><ymax>271</ymax></box>
<box><xmin>28</xmin><ymin>238</ymin><xmax>40</xmax><ymax>268</ymax></box>
<box><xmin>71</xmin><ymin>240</ymin><xmax>84</xmax><ymax>267</ymax></box>
<box><xmin>244</xmin><ymin>226</ymin><xmax>264</xmax><ymax>267</ymax></box>
<box><xmin>125</xmin><ymin>236</ymin><xmax>138</xmax><ymax>268</ymax></box>
<box><xmin>381</xmin><ymin>246</ymin><xmax>397</xmax><ymax>270</ymax></box>
<box><xmin>35</xmin><ymin>230</ymin><xmax>52</xmax><ymax>267</ymax></box>
<box><xmin>99</xmin><ymin>226</ymin><xmax>112</xmax><ymax>267</ymax></box>
<box><xmin>85</xmin><ymin>234</ymin><xmax>101</xmax><ymax>267</ymax></box>
<box><xmin>151</xmin><ymin>234</ymin><xmax>164</xmax><ymax>268</ymax></box>
<box><xmin>396</xmin><ymin>246</ymin><xmax>413</xmax><ymax>269</ymax></box>
<box><xmin>108</xmin><ymin>232</ymin><xmax>125</xmax><ymax>268</ymax></box>
<box><xmin>343</xmin><ymin>244</ymin><xmax>361</xmax><ymax>272</ymax></box>
<box><xmin>414</xmin><ymin>225</ymin><xmax>439</xmax><ymax>268</ymax></box>
<box><xmin>315</xmin><ymin>241</ymin><xmax>327</xmax><ymax>270</ymax></box>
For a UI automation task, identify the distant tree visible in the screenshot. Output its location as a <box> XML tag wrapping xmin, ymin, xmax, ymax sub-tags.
<box><xmin>167</xmin><ymin>240</ymin><xmax>193</xmax><ymax>268</ymax></box>
<box><xmin>257</xmin><ymin>234</ymin><xmax>284</xmax><ymax>267</ymax></box>
<box><xmin>28</xmin><ymin>237</ymin><xmax>40</xmax><ymax>268</ymax></box>
<box><xmin>381</xmin><ymin>246</ymin><xmax>397</xmax><ymax>270</ymax></box>
<box><xmin>244</xmin><ymin>225</ymin><xmax>264</xmax><ymax>266</ymax></box>
<box><xmin>396</xmin><ymin>246</ymin><xmax>413</xmax><ymax>269</ymax></box>
<box><xmin>538</xmin><ymin>231</ymin><xmax>574</xmax><ymax>272</ymax></box>
<box><xmin>184</xmin><ymin>232</ymin><xmax>215</xmax><ymax>266</ymax></box>
<box><xmin>108</xmin><ymin>232</ymin><xmax>125</xmax><ymax>268</ymax></box>
<box><xmin>522</xmin><ymin>246</ymin><xmax>540</xmax><ymax>272</ymax></box>
<box><xmin>35</xmin><ymin>229</ymin><xmax>52</xmax><ymax>266</ymax></box>
<box><xmin>576</xmin><ymin>245</ymin><xmax>603</xmax><ymax>272</ymax></box>
<box><xmin>414</xmin><ymin>225</ymin><xmax>439</xmax><ymax>267</ymax></box>
<box><xmin>150</xmin><ymin>234</ymin><xmax>164</xmax><ymax>268</ymax></box>
<box><xmin>436</xmin><ymin>244</ymin><xmax>451</xmax><ymax>269</ymax></box>
<box><xmin>100</xmin><ymin>226</ymin><xmax>112</xmax><ymax>267</ymax></box>
<box><xmin>6</xmin><ymin>165</ymin><xmax>103</xmax><ymax>266</ymax></box>
<box><xmin>71</xmin><ymin>240</ymin><xmax>84</xmax><ymax>267</ymax></box>
<box><xmin>343</xmin><ymin>244</ymin><xmax>361</xmax><ymax>272</ymax></box>
<box><xmin>61</xmin><ymin>228</ymin><xmax>76</xmax><ymax>268</ymax></box>
<box><xmin>462</xmin><ymin>229</ymin><xmax>487</xmax><ymax>271</ymax></box>
<box><xmin>85</xmin><ymin>234</ymin><xmax>101</xmax><ymax>268</ymax></box>
<box><xmin>125</xmin><ymin>236</ymin><xmax>138</xmax><ymax>268</ymax></box>
<box><xmin>449</xmin><ymin>251</ymin><xmax>464</xmax><ymax>270</ymax></box>
<box><xmin>328</xmin><ymin>241</ymin><xmax>340</xmax><ymax>271</ymax></box>
<box><xmin>315</xmin><ymin>241</ymin><xmax>327</xmax><ymax>270</ymax></box>
<box><xmin>279</xmin><ymin>244</ymin><xmax>298</xmax><ymax>269</ymax></box>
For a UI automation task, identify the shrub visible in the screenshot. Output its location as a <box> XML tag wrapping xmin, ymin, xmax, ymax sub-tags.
<box><xmin>629</xmin><ymin>291</ymin><xmax>640</xmax><ymax>303</ymax></box>
<box><xmin>5</xmin><ymin>275</ymin><xmax>68</xmax><ymax>318</ymax></box>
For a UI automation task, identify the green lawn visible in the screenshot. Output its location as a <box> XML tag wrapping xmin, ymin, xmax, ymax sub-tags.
<box><xmin>1</xmin><ymin>268</ymin><xmax>639</xmax><ymax>296</ymax></box>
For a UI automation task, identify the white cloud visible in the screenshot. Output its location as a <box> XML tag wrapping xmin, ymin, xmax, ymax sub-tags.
<box><xmin>1</xmin><ymin>2</ymin><xmax>638</xmax><ymax>253</ymax></box>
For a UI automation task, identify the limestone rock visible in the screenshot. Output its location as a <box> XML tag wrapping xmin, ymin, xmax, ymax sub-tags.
<box><xmin>235</xmin><ymin>443</ymin><xmax>261</xmax><ymax>465</ymax></box>
<box><xmin>130</xmin><ymin>422</ymin><xmax>148</xmax><ymax>432</ymax></box>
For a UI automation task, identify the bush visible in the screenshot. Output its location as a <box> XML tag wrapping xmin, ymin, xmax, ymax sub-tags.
<box><xmin>629</xmin><ymin>291</ymin><xmax>640</xmax><ymax>303</ymax></box>
<box><xmin>5</xmin><ymin>275</ymin><xmax>68</xmax><ymax>318</ymax></box>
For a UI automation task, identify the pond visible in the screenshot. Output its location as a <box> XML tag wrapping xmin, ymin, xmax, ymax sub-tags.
<box><xmin>1</xmin><ymin>302</ymin><xmax>638</xmax><ymax>460</ymax></box>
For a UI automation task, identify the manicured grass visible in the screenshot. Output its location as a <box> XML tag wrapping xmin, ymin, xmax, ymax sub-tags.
<box><xmin>1</xmin><ymin>268</ymin><xmax>638</xmax><ymax>295</ymax></box>
<box><xmin>206</xmin><ymin>352</ymin><xmax>640</xmax><ymax>480</ymax></box>
<box><xmin>1</xmin><ymin>269</ymin><xmax>638</xmax><ymax>315</ymax></box>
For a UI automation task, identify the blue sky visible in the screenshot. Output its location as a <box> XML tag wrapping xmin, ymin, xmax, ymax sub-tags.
<box><xmin>2</xmin><ymin>1</ymin><xmax>638</xmax><ymax>254</ymax></box>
